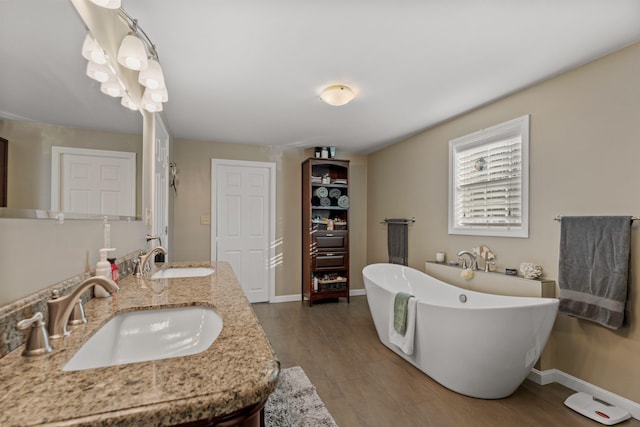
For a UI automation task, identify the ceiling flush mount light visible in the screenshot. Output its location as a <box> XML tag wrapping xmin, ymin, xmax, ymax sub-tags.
<box><xmin>320</xmin><ymin>85</ymin><xmax>355</xmax><ymax>106</ymax></box>
<box><xmin>88</xmin><ymin>0</ymin><xmax>121</xmax><ymax>9</ymax></box>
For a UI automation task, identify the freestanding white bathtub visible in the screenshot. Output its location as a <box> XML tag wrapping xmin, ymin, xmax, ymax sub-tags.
<box><xmin>362</xmin><ymin>263</ymin><xmax>559</xmax><ymax>399</ymax></box>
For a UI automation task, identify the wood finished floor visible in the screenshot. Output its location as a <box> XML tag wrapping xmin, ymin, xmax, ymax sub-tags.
<box><xmin>253</xmin><ymin>296</ymin><xmax>640</xmax><ymax>427</ymax></box>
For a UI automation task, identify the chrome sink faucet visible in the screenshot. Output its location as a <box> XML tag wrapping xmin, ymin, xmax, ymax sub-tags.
<box><xmin>47</xmin><ymin>276</ymin><xmax>119</xmax><ymax>339</ymax></box>
<box><xmin>457</xmin><ymin>251</ymin><xmax>479</xmax><ymax>270</ymax></box>
<box><xmin>136</xmin><ymin>246</ymin><xmax>167</xmax><ymax>277</ymax></box>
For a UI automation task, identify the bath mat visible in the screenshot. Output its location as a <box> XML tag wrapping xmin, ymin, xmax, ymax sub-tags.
<box><xmin>264</xmin><ymin>365</ymin><xmax>338</xmax><ymax>427</ymax></box>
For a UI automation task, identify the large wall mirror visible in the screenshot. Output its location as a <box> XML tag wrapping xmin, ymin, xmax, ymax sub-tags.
<box><xmin>0</xmin><ymin>119</ymin><xmax>142</xmax><ymax>219</ymax></box>
<box><xmin>0</xmin><ymin>0</ymin><xmax>145</xmax><ymax>220</ymax></box>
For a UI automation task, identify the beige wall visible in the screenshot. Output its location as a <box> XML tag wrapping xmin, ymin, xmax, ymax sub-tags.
<box><xmin>367</xmin><ymin>42</ymin><xmax>640</xmax><ymax>402</ymax></box>
<box><xmin>172</xmin><ymin>139</ymin><xmax>367</xmax><ymax>298</ymax></box>
<box><xmin>0</xmin><ymin>117</ymin><xmax>151</xmax><ymax>307</ymax></box>
<box><xmin>0</xmin><ymin>219</ymin><xmax>146</xmax><ymax>306</ymax></box>
<box><xmin>0</xmin><ymin>120</ymin><xmax>143</xmax><ymax>216</ymax></box>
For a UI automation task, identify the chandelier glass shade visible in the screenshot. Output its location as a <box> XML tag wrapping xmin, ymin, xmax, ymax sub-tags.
<box><xmin>117</xmin><ymin>33</ymin><xmax>148</xmax><ymax>71</ymax></box>
<box><xmin>120</xmin><ymin>93</ymin><xmax>139</xmax><ymax>111</ymax></box>
<box><xmin>89</xmin><ymin>0</ymin><xmax>121</xmax><ymax>9</ymax></box>
<box><xmin>86</xmin><ymin>61</ymin><xmax>113</xmax><ymax>83</ymax></box>
<box><xmin>141</xmin><ymin>90</ymin><xmax>163</xmax><ymax>112</ymax></box>
<box><xmin>144</xmin><ymin>87</ymin><xmax>168</xmax><ymax>103</ymax></box>
<box><xmin>81</xmin><ymin>34</ymin><xmax>106</xmax><ymax>65</ymax></box>
<box><xmin>138</xmin><ymin>59</ymin><xmax>165</xmax><ymax>90</ymax></box>
<box><xmin>100</xmin><ymin>81</ymin><xmax>125</xmax><ymax>97</ymax></box>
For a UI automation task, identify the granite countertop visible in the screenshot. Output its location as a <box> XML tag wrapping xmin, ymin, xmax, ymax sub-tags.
<box><xmin>0</xmin><ymin>261</ymin><xmax>280</xmax><ymax>426</ymax></box>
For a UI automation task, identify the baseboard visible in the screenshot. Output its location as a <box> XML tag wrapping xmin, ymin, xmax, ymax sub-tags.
<box><xmin>269</xmin><ymin>289</ymin><xmax>366</xmax><ymax>304</ymax></box>
<box><xmin>269</xmin><ymin>294</ymin><xmax>301</xmax><ymax>303</ymax></box>
<box><xmin>527</xmin><ymin>367</ymin><xmax>559</xmax><ymax>386</ymax></box>
<box><xmin>528</xmin><ymin>368</ymin><xmax>640</xmax><ymax>420</ymax></box>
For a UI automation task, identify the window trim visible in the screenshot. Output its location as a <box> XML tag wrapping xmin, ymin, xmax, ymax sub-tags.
<box><xmin>448</xmin><ymin>115</ymin><xmax>529</xmax><ymax>238</ymax></box>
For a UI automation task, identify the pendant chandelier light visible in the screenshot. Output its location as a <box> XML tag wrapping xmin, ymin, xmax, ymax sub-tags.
<box><xmin>79</xmin><ymin>4</ymin><xmax>168</xmax><ymax>114</ymax></box>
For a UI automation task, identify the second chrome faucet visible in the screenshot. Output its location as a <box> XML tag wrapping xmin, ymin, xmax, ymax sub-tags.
<box><xmin>136</xmin><ymin>246</ymin><xmax>167</xmax><ymax>277</ymax></box>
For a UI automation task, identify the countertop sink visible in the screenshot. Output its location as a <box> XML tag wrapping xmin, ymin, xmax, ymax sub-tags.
<box><xmin>151</xmin><ymin>267</ymin><xmax>215</xmax><ymax>279</ymax></box>
<box><xmin>63</xmin><ymin>306</ymin><xmax>223</xmax><ymax>371</ymax></box>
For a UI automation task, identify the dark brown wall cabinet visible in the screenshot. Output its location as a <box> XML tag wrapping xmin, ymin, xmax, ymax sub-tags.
<box><xmin>301</xmin><ymin>158</ymin><xmax>350</xmax><ymax>306</ymax></box>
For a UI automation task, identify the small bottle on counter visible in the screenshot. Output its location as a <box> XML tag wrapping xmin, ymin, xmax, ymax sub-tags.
<box><xmin>108</xmin><ymin>257</ymin><xmax>119</xmax><ymax>284</ymax></box>
<box><xmin>95</xmin><ymin>248</ymin><xmax>115</xmax><ymax>297</ymax></box>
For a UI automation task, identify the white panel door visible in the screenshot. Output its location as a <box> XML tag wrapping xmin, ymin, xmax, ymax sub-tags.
<box><xmin>52</xmin><ymin>147</ymin><xmax>135</xmax><ymax>216</ymax></box>
<box><xmin>212</xmin><ymin>160</ymin><xmax>275</xmax><ymax>303</ymax></box>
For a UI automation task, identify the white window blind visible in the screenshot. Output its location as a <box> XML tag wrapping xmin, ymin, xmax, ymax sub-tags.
<box><xmin>448</xmin><ymin>115</ymin><xmax>529</xmax><ymax>238</ymax></box>
<box><xmin>456</xmin><ymin>136</ymin><xmax>521</xmax><ymax>225</ymax></box>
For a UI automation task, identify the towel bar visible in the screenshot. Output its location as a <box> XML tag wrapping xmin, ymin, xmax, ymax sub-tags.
<box><xmin>381</xmin><ymin>217</ymin><xmax>416</xmax><ymax>224</ymax></box>
<box><xmin>554</xmin><ymin>216</ymin><xmax>638</xmax><ymax>221</ymax></box>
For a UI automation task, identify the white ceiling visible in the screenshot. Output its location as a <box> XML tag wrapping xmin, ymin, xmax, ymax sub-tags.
<box><xmin>1</xmin><ymin>1</ymin><xmax>640</xmax><ymax>153</ymax></box>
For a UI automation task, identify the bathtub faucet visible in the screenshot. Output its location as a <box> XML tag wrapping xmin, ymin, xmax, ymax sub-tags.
<box><xmin>457</xmin><ymin>251</ymin><xmax>478</xmax><ymax>270</ymax></box>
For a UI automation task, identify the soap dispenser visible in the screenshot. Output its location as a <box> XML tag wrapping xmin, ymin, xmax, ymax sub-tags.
<box><xmin>95</xmin><ymin>248</ymin><xmax>116</xmax><ymax>298</ymax></box>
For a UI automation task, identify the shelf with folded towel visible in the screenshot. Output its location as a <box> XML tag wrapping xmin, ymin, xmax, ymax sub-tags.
<box><xmin>425</xmin><ymin>261</ymin><xmax>556</xmax><ymax>298</ymax></box>
<box><xmin>303</xmin><ymin>158</ymin><xmax>350</xmax><ymax>306</ymax></box>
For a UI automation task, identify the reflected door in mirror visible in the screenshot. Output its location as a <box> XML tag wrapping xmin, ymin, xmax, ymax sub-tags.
<box><xmin>51</xmin><ymin>147</ymin><xmax>136</xmax><ymax>216</ymax></box>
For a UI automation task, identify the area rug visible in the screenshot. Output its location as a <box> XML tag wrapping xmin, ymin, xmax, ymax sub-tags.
<box><xmin>264</xmin><ymin>365</ymin><xmax>338</xmax><ymax>427</ymax></box>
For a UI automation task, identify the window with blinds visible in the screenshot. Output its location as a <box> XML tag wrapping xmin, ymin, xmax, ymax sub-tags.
<box><xmin>448</xmin><ymin>115</ymin><xmax>529</xmax><ymax>238</ymax></box>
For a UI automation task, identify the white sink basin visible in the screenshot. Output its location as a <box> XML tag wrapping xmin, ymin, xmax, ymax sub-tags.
<box><xmin>151</xmin><ymin>267</ymin><xmax>215</xmax><ymax>279</ymax></box>
<box><xmin>63</xmin><ymin>306</ymin><xmax>223</xmax><ymax>371</ymax></box>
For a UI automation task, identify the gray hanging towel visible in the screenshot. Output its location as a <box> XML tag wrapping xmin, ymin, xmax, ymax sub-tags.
<box><xmin>558</xmin><ymin>216</ymin><xmax>632</xmax><ymax>330</ymax></box>
<box><xmin>387</xmin><ymin>220</ymin><xmax>408</xmax><ymax>265</ymax></box>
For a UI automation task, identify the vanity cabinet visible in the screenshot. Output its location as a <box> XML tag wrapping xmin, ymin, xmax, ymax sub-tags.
<box><xmin>301</xmin><ymin>158</ymin><xmax>350</xmax><ymax>306</ymax></box>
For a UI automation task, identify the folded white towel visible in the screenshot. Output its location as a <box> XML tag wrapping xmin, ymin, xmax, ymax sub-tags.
<box><xmin>388</xmin><ymin>295</ymin><xmax>417</xmax><ymax>355</ymax></box>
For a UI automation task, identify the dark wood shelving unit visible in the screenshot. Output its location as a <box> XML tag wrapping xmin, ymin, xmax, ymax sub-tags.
<box><xmin>301</xmin><ymin>158</ymin><xmax>350</xmax><ymax>306</ymax></box>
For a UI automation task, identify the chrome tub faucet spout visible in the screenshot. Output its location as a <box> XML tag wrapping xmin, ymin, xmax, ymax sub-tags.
<box><xmin>47</xmin><ymin>276</ymin><xmax>119</xmax><ymax>339</ymax></box>
<box><xmin>457</xmin><ymin>250</ymin><xmax>478</xmax><ymax>270</ymax></box>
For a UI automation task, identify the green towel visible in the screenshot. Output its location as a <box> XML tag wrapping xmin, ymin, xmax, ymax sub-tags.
<box><xmin>393</xmin><ymin>292</ymin><xmax>413</xmax><ymax>335</ymax></box>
